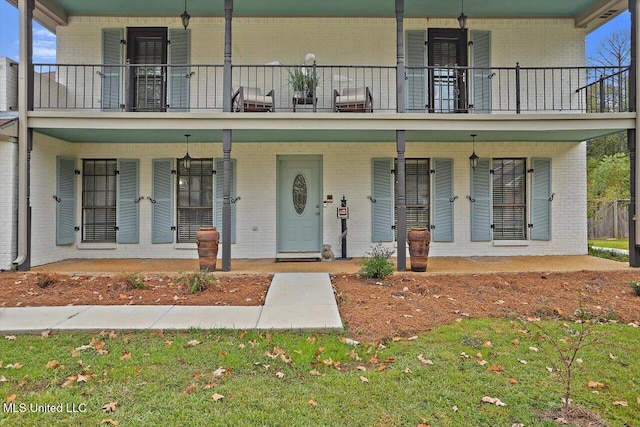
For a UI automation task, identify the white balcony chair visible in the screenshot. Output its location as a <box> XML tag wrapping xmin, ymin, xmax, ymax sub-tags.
<box><xmin>333</xmin><ymin>87</ymin><xmax>373</xmax><ymax>113</ymax></box>
<box><xmin>232</xmin><ymin>86</ymin><xmax>275</xmax><ymax>112</ymax></box>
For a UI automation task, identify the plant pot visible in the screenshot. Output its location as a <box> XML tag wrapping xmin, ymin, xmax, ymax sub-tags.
<box><xmin>195</xmin><ymin>227</ymin><xmax>219</xmax><ymax>271</ymax></box>
<box><xmin>407</xmin><ymin>227</ymin><xmax>430</xmax><ymax>272</ymax></box>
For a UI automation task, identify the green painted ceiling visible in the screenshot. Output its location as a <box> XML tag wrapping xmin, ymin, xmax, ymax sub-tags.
<box><xmin>35</xmin><ymin>127</ymin><xmax>623</xmax><ymax>144</ymax></box>
<box><xmin>46</xmin><ymin>0</ymin><xmax>600</xmax><ymax>18</ymax></box>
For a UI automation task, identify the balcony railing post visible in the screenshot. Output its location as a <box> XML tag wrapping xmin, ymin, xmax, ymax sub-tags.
<box><xmin>515</xmin><ymin>62</ymin><xmax>521</xmax><ymax>114</ymax></box>
<box><xmin>124</xmin><ymin>60</ymin><xmax>131</xmax><ymax>112</ymax></box>
<box><xmin>312</xmin><ymin>60</ymin><xmax>317</xmax><ymax>112</ymax></box>
<box><xmin>599</xmin><ymin>74</ymin><xmax>605</xmax><ymax>113</ymax></box>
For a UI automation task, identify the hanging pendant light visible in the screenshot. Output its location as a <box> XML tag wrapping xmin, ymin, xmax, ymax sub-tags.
<box><xmin>181</xmin><ymin>134</ymin><xmax>192</xmax><ymax>169</ymax></box>
<box><xmin>469</xmin><ymin>134</ymin><xmax>478</xmax><ymax>169</ymax></box>
<box><xmin>181</xmin><ymin>0</ymin><xmax>191</xmax><ymax>30</ymax></box>
<box><xmin>457</xmin><ymin>0</ymin><xmax>468</xmax><ymax>30</ymax></box>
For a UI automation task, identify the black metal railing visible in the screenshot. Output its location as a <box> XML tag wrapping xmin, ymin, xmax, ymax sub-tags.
<box><xmin>33</xmin><ymin>63</ymin><xmax>630</xmax><ymax>114</ymax></box>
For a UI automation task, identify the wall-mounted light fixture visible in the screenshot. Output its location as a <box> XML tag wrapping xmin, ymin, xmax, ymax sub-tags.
<box><xmin>181</xmin><ymin>0</ymin><xmax>191</xmax><ymax>30</ymax></box>
<box><xmin>180</xmin><ymin>134</ymin><xmax>192</xmax><ymax>169</ymax></box>
<box><xmin>457</xmin><ymin>0</ymin><xmax>468</xmax><ymax>30</ymax></box>
<box><xmin>469</xmin><ymin>134</ymin><xmax>479</xmax><ymax>169</ymax></box>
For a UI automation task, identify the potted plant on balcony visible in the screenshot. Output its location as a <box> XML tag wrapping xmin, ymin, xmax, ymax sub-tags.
<box><xmin>289</xmin><ymin>53</ymin><xmax>316</xmax><ymax>101</ymax></box>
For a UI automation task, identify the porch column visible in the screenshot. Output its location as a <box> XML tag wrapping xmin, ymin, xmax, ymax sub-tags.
<box><xmin>395</xmin><ymin>0</ymin><xmax>407</xmax><ymax>271</ymax></box>
<box><xmin>631</xmin><ymin>0</ymin><xmax>640</xmax><ymax>267</ymax></box>
<box><xmin>221</xmin><ymin>0</ymin><xmax>233</xmax><ymax>271</ymax></box>
<box><xmin>15</xmin><ymin>0</ymin><xmax>35</xmax><ymax>270</ymax></box>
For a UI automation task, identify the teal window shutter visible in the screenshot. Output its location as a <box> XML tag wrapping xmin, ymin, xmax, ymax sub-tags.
<box><xmin>56</xmin><ymin>156</ymin><xmax>77</xmax><ymax>245</ymax></box>
<box><xmin>406</xmin><ymin>30</ymin><xmax>426</xmax><ymax>112</ymax></box>
<box><xmin>168</xmin><ymin>29</ymin><xmax>191</xmax><ymax>112</ymax></box>
<box><xmin>371</xmin><ymin>158</ymin><xmax>394</xmax><ymax>242</ymax></box>
<box><xmin>470</xmin><ymin>30</ymin><xmax>491</xmax><ymax>113</ymax></box>
<box><xmin>117</xmin><ymin>159</ymin><xmax>140</xmax><ymax>244</ymax></box>
<box><xmin>432</xmin><ymin>159</ymin><xmax>454</xmax><ymax>242</ymax></box>
<box><xmin>214</xmin><ymin>159</ymin><xmax>236</xmax><ymax>243</ymax></box>
<box><xmin>470</xmin><ymin>159</ymin><xmax>492</xmax><ymax>241</ymax></box>
<box><xmin>152</xmin><ymin>159</ymin><xmax>174</xmax><ymax>244</ymax></box>
<box><xmin>101</xmin><ymin>28</ymin><xmax>123</xmax><ymax>111</ymax></box>
<box><xmin>531</xmin><ymin>158</ymin><xmax>552</xmax><ymax>240</ymax></box>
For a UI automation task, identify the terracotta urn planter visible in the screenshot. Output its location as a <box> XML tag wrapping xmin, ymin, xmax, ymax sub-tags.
<box><xmin>195</xmin><ymin>226</ymin><xmax>219</xmax><ymax>271</ymax></box>
<box><xmin>407</xmin><ymin>227</ymin><xmax>431</xmax><ymax>272</ymax></box>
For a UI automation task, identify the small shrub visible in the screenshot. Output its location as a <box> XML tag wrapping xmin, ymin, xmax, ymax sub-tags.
<box><xmin>631</xmin><ymin>281</ymin><xmax>640</xmax><ymax>297</ymax></box>
<box><xmin>125</xmin><ymin>273</ymin><xmax>146</xmax><ymax>290</ymax></box>
<box><xmin>35</xmin><ymin>273</ymin><xmax>56</xmax><ymax>289</ymax></box>
<box><xmin>588</xmin><ymin>246</ymin><xmax>628</xmax><ymax>263</ymax></box>
<box><xmin>358</xmin><ymin>244</ymin><xmax>395</xmax><ymax>279</ymax></box>
<box><xmin>177</xmin><ymin>271</ymin><xmax>218</xmax><ymax>295</ymax></box>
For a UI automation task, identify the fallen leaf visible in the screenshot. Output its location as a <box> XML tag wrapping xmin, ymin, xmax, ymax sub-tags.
<box><xmin>588</xmin><ymin>380</ymin><xmax>605</xmax><ymax>388</ymax></box>
<box><xmin>511</xmin><ymin>339</ymin><xmax>520</xmax><ymax>345</ymax></box>
<box><xmin>609</xmin><ymin>353</ymin><xmax>617</xmax><ymax>360</ymax></box>
<box><xmin>309</xmin><ymin>370</ymin><xmax>321</xmax><ymax>376</ymax></box>
<box><xmin>508</xmin><ymin>378</ymin><xmax>519</xmax><ymax>384</ymax></box>
<box><xmin>529</xmin><ymin>346</ymin><xmax>539</xmax><ymax>352</ymax></box>
<box><xmin>181</xmin><ymin>384</ymin><xmax>198</xmax><ymax>395</ymax></box>
<box><xmin>6</xmin><ymin>394</ymin><xmax>17</xmax><ymax>403</ymax></box>
<box><xmin>213</xmin><ymin>367</ymin><xmax>226</xmax><ymax>377</ymax></box>
<box><xmin>546</xmin><ymin>367</ymin><xmax>554</xmax><ymax>373</ymax></box>
<box><xmin>185</xmin><ymin>340</ymin><xmax>201</xmax><ymax>348</ymax></box>
<box><xmin>0</xmin><ymin>376</ymin><xmax>6</xmax><ymax>382</ymax></box>
<box><xmin>408</xmin><ymin>335</ymin><xmax>419</xmax><ymax>341</ymax></box>
<box><xmin>41</xmin><ymin>330</ymin><xmax>52</xmax><ymax>338</ymax></box>
<box><xmin>360</xmin><ymin>376</ymin><xmax>369</xmax><ymax>384</ymax></box>
<box><xmin>4</xmin><ymin>336</ymin><xmax>16</xmax><ymax>340</ymax></box>
<box><xmin>612</xmin><ymin>401</ymin><xmax>628</xmax><ymax>407</ymax></box>
<box><xmin>211</xmin><ymin>393</ymin><xmax>225</xmax><ymax>402</ymax></box>
<box><xmin>62</xmin><ymin>376</ymin><xmax>76</xmax><ymax>387</ymax></box>
<box><xmin>164</xmin><ymin>340</ymin><xmax>173</xmax><ymax>346</ymax></box>
<box><xmin>488</xmin><ymin>365</ymin><xmax>505</xmax><ymax>373</ymax></box>
<box><xmin>417</xmin><ymin>418</ymin><xmax>431</xmax><ymax>427</ymax></box>
<box><xmin>6</xmin><ymin>363</ymin><xmax>23</xmax><ymax>369</ymax></box>
<box><xmin>275</xmin><ymin>372</ymin><xmax>285</xmax><ymax>379</ymax></box>
<box><xmin>452</xmin><ymin>405</ymin><xmax>458</xmax><ymax>412</ymax></box>
<box><xmin>417</xmin><ymin>354</ymin><xmax>434</xmax><ymax>365</ymax></box>
<box><xmin>481</xmin><ymin>396</ymin><xmax>507</xmax><ymax>406</ymax></box>
<box><xmin>484</xmin><ymin>341</ymin><xmax>493</xmax><ymax>347</ymax></box>
<box><xmin>308</xmin><ymin>399</ymin><xmax>318</xmax><ymax>406</ymax></box>
<box><xmin>101</xmin><ymin>419</ymin><xmax>119</xmax><ymax>425</ymax></box>
<box><xmin>518</xmin><ymin>359</ymin><xmax>528</xmax><ymax>365</ymax></box>
<box><xmin>119</xmin><ymin>352</ymin><xmax>132</xmax><ymax>361</ymax></box>
<box><xmin>76</xmin><ymin>374</ymin><xmax>88</xmax><ymax>383</ymax></box>
<box><xmin>46</xmin><ymin>360</ymin><xmax>62</xmax><ymax>369</ymax></box>
<box><xmin>102</xmin><ymin>402</ymin><xmax>118</xmax><ymax>413</ymax></box>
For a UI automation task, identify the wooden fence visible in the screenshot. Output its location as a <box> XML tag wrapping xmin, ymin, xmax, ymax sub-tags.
<box><xmin>587</xmin><ymin>199</ymin><xmax>629</xmax><ymax>239</ymax></box>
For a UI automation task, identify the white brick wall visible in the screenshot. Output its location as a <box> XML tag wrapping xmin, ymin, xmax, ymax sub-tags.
<box><xmin>0</xmin><ymin>57</ymin><xmax>18</xmax><ymax>112</ymax></box>
<box><xmin>0</xmin><ymin>141</ymin><xmax>18</xmax><ymax>270</ymax></box>
<box><xmin>28</xmin><ymin>135</ymin><xmax>587</xmax><ymax>266</ymax></box>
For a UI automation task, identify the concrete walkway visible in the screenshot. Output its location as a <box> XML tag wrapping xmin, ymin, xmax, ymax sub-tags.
<box><xmin>0</xmin><ymin>273</ymin><xmax>343</xmax><ymax>334</ymax></box>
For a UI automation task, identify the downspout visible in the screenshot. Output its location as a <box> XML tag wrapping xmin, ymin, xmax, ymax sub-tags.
<box><xmin>13</xmin><ymin>0</ymin><xmax>34</xmax><ymax>270</ymax></box>
<box><xmin>395</xmin><ymin>0</ymin><xmax>407</xmax><ymax>271</ymax></box>
<box><xmin>630</xmin><ymin>0</ymin><xmax>640</xmax><ymax>267</ymax></box>
<box><xmin>221</xmin><ymin>0</ymin><xmax>233</xmax><ymax>271</ymax></box>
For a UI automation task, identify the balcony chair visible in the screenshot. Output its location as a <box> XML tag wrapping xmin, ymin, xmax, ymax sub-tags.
<box><xmin>232</xmin><ymin>86</ymin><xmax>275</xmax><ymax>112</ymax></box>
<box><xmin>332</xmin><ymin>87</ymin><xmax>373</xmax><ymax>112</ymax></box>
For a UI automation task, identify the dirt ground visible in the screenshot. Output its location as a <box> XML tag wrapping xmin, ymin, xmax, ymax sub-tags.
<box><xmin>2</xmin><ymin>269</ymin><xmax>640</xmax><ymax>342</ymax></box>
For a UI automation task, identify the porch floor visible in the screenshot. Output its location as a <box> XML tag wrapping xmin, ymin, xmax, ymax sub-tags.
<box><xmin>30</xmin><ymin>255</ymin><xmax>633</xmax><ymax>275</ymax></box>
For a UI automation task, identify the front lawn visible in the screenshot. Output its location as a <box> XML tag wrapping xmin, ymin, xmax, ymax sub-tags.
<box><xmin>588</xmin><ymin>239</ymin><xmax>629</xmax><ymax>250</ymax></box>
<box><xmin>1</xmin><ymin>320</ymin><xmax>638</xmax><ymax>426</ymax></box>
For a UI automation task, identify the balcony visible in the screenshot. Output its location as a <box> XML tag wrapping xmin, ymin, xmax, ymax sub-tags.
<box><xmin>32</xmin><ymin>63</ymin><xmax>630</xmax><ymax>115</ymax></box>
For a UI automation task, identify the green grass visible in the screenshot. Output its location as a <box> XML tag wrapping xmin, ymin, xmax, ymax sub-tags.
<box><xmin>1</xmin><ymin>320</ymin><xmax>639</xmax><ymax>426</ymax></box>
<box><xmin>588</xmin><ymin>238</ymin><xmax>629</xmax><ymax>250</ymax></box>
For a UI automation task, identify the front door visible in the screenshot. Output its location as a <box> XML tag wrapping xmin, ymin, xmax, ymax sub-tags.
<box><xmin>127</xmin><ymin>27</ymin><xmax>167</xmax><ymax>112</ymax></box>
<box><xmin>277</xmin><ymin>156</ymin><xmax>322</xmax><ymax>253</ymax></box>
<box><xmin>428</xmin><ymin>28</ymin><xmax>468</xmax><ymax>113</ymax></box>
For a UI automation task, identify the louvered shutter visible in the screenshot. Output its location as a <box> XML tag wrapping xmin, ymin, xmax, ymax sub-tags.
<box><xmin>102</xmin><ymin>29</ymin><xmax>123</xmax><ymax>111</ymax></box>
<box><xmin>432</xmin><ymin>159</ymin><xmax>454</xmax><ymax>242</ymax></box>
<box><xmin>117</xmin><ymin>159</ymin><xmax>139</xmax><ymax>244</ymax></box>
<box><xmin>470</xmin><ymin>159</ymin><xmax>492</xmax><ymax>241</ymax></box>
<box><xmin>214</xmin><ymin>159</ymin><xmax>236</xmax><ymax>243</ymax></box>
<box><xmin>470</xmin><ymin>30</ymin><xmax>491</xmax><ymax>113</ymax></box>
<box><xmin>56</xmin><ymin>156</ymin><xmax>77</xmax><ymax>245</ymax></box>
<box><xmin>406</xmin><ymin>30</ymin><xmax>426</xmax><ymax>112</ymax></box>
<box><xmin>152</xmin><ymin>159</ymin><xmax>174</xmax><ymax>243</ymax></box>
<box><xmin>371</xmin><ymin>158</ymin><xmax>394</xmax><ymax>242</ymax></box>
<box><xmin>531</xmin><ymin>158</ymin><xmax>552</xmax><ymax>240</ymax></box>
<box><xmin>168</xmin><ymin>29</ymin><xmax>190</xmax><ymax>111</ymax></box>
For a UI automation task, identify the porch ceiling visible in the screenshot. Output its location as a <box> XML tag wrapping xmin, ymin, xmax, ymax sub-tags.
<box><xmin>33</xmin><ymin>127</ymin><xmax>629</xmax><ymax>144</ymax></box>
<box><xmin>29</xmin><ymin>0</ymin><xmax>626</xmax><ymax>29</ymax></box>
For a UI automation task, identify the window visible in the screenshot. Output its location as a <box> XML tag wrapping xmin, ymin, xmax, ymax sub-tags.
<box><xmin>492</xmin><ymin>158</ymin><xmax>526</xmax><ymax>239</ymax></box>
<box><xmin>395</xmin><ymin>158</ymin><xmax>430</xmax><ymax>238</ymax></box>
<box><xmin>82</xmin><ymin>159</ymin><xmax>117</xmax><ymax>242</ymax></box>
<box><xmin>177</xmin><ymin>159</ymin><xmax>213</xmax><ymax>242</ymax></box>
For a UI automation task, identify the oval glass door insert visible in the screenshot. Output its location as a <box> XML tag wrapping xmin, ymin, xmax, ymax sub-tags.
<box><xmin>292</xmin><ymin>173</ymin><xmax>307</xmax><ymax>215</ymax></box>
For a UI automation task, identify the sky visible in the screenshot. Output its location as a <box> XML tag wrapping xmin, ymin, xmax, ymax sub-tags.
<box><xmin>0</xmin><ymin>2</ymin><xmax>633</xmax><ymax>63</ymax></box>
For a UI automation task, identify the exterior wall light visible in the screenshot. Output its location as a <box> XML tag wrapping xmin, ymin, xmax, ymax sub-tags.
<box><xmin>469</xmin><ymin>134</ymin><xmax>478</xmax><ymax>169</ymax></box>
<box><xmin>458</xmin><ymin>0</ymin><xmax>468</xmax><ymax>29</ymax></box>
<box><xmin>181</xmin><ymin>0</ymin><xmax>191</xmax><ymax>30</ymax></box>
<box><xmin>180</xmin><ymin>134</ymin><xmax>192</xmax><ymax>169</ymax></box>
